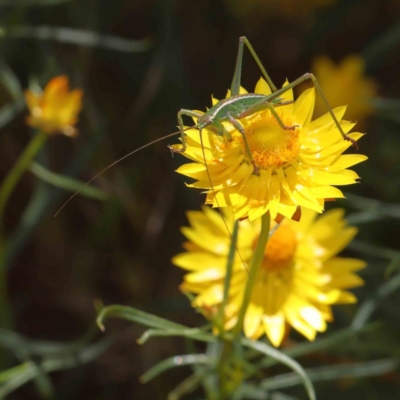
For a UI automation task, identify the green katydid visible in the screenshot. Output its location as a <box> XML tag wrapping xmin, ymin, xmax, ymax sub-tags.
<box><xmin>55</xmin><ymin>36</ymin><xmax>357</xmax><ymax>216</ymax></box>
<box><xmin>170</xmin><ymin>36</ymin><xmax>357</xmax><ymax>176</ymax></box>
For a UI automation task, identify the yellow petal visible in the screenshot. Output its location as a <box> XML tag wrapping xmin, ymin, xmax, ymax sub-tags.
<box><xmin>254</xmin><ymin>77</ymin><xmax>272</xmax><ymax>95</ymax></box>
<box><xmin>284</xmin><ymin>299</ymin><xmax>316</xmax><ymax>341</ymax></box>
<box><xmin>293</xmin><ymin>88</ymin><xmax>315</xmax><ymax>127</ymax></box>
<box><xmin>244</xmin><ymin>303</ymin><xmax>263</xmax><ymax>339</ymax></box>
<box><xmin>172</xmin><ymin>252</ymin><xmax>225</xmax><ymax>271</ymax></box>
<box><xmin>322</xmin><ymin>258</ymin><xmax>366</xmax><ymax>273</ymax></box>
<box><xmin>262</xmin><ymin>313</ymin><xmax>286</xmax><ymax>347</ymax></box>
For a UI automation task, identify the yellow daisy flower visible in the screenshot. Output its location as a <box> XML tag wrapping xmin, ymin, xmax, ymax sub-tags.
<box><xmin>172</xmin><ymin>206</ymin><xmax>366</xmax><ymax>347</ymax></box>
<box><xmin>25</xmin><ymin>75</ymin><xmax>83</xmax><ymax>137</ymax></box>
<box><xmin>312</xmin><ymin>55</ymin><xmax>377</xmax><ymax>127</ymax></box>
<box><xmin>172</xmin><ymin>78</ymin><xmax>367</xmax><ymax>222</ymax></box>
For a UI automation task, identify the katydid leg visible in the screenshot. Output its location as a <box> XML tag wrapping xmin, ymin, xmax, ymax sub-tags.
<box><xmin>262</xmin><ymin>73</ymin><xmax>358</xmax><ymax>148</ymax></box>
<box><xmin>230</xmin><ymin>36</ymin><xmax>278</xmax><ymax>97</ymax></box>
<box><xmin>175</xmin><ymin>109</ymin><xmax>204</xmax><ymax>153</ymax></box>
<box><xmin>236</xmin><ymin>98</ymin><xmax>298</xmax><ymax>130</ymax></box>
<box><xmin>227</xmin><ymin>114</ymin><xmax>260</xmax><ymax>176</ymax></box>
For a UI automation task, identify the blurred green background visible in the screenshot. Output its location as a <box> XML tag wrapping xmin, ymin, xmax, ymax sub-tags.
<box><xmin>0</xmin><ymin>0</ymin><xmax>400</xmax><ymax>398</ymax></box>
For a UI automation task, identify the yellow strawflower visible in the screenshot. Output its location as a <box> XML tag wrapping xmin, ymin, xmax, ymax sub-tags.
<box><xmin>173</xmin><ymin>206</ymin><xmax>366</xmax><ymax>347</ymax></box>
<box><xmin>172</xmin><ymin>78</ymin><xmax>367</xmax><ymax>222</ymax></box>
<box><xmin>25</xmin><ymin>75</ymin><xmax>83</xmax><ymax>137</ymax></box>
<box><xmin>312</xmin><ymin>55</ymin><xmax>377</xmax><ymax>126</ymax></box>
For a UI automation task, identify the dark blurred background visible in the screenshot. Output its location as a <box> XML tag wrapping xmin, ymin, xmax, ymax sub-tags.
<box><xmin>0</xmin><ymin>0</ymin><xmax>400</xmax><ymax>398</ymax></box>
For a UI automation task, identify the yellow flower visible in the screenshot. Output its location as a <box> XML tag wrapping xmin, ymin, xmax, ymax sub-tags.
<box><xmin>25</xmin><ymin>76</ymin><xmax>83</xmax><ymax>137</ymax></box>
<box><xmin>172</xmin><ymin>78</ymin><xmax>367</xmax><ymax>222</ymax></box>
<box><xmin>312</xmin><ymin>56</ymin><xmax>377</xmax><ymax>126</ymax></box>
<box><xmin>173</xmin><ymin>206</ymin><xmax>366</xmax><ymax>347</ymax></box>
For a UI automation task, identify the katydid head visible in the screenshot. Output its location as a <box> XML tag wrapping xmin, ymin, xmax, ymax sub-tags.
<box><xmin>197</xmin><ymin>113</ymin><xmax>213</xmax><ymax>130</ymax></box>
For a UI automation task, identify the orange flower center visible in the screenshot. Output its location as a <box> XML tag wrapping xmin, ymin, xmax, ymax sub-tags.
<box><xmin>259</xmin><ymin>224</ymin><xmax>297</xmax><ymax>271</ymax></box>
<box><xmin>240</xmin><ymin>111</ymin><xmax>300</xmax><ymax>169</ymax></box>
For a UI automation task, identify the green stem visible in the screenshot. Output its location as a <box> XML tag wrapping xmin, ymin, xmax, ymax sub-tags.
<box><xmin>233</xmin><ymin>212</ymin><xmax>270</xmax><ymax>338</ymax></box>
<box><xmin>218</xmin><ymin>219</ymin><xmax>239</xmax><ymax>335</ymax></box>
<box><xmin>0</xmin><ymin>130</ymin><xmax>47</xmax><ymax>330</ymax></box>
<box><xmin>0</xmin><ymin>130</ymin><xmax>47</xmax><ymax>238</ymax></box>
<box><xmin>215</xmin><ymin>220</ymin><xmax>239</xmax><ymax>400</ymax></box>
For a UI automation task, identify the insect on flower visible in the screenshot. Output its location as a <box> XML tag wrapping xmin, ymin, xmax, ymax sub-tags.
<box><xmin>55</xmin><ymin>37</ymin><xmax>366</xmax><ymax>221</ymax></box>
<box><xmin>170</xmin><ymin>37</ymin><xmax>367</xmax><ymax>222</ymax></box>
<box><xmin>169</xmin><ymin>36</ymin><xmax>358</xmax><ymax>174</ymax></box>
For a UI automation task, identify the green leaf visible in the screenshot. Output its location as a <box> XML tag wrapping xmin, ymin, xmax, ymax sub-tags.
<box><xmin>342</xmin><ymin>192</ymin><xmax>400</xmax><ymax>220</ymax></box>
<box><xmin>260</xmin><ymin>359</ymin><xmax>398</xmax><ymax>391</ymax></box>
<box><xmin>1</xmin><ymin>25</ymin><xmax>152</xmax><ymax>53</ymax></box>
<box><xmin>0</xmin><ymin>0</ymin><xmax>73</xmax><ymax>6</ymax></box>
<box><xmin>349</xmin><ymin>239</ymin><xmax>399</xmax><ymax>261</ymax></box>
<box><xmin>0</xmin><ymin>99</ymin><xmax>25</xmax><ymax>130</ymax></box>
<box><xmin>140</xmin><ymin>354</ymin><xmax>210</xmax><ymax>383</ymax></box>
<box><xmin>352</xmin><ymin>272</ymin><xmax>400</xmax><ymax>331</ymax></box>
<box><xmin>256</xmin><ymin>323</ymin><xmax>380</xmax><ymax>370</ymax></box>
<box><xmin>0</xmin><ymin>339</ymin><xmax>110</xmax><ymax>397</ymax></box>
<box><xmin>0</xmin><ymin>61</ymin><xmax>23</xmax><ymax>101</ymax></box>
<box><xmin>234</xmin><ymin>383</ymin><xmax>268</xmax><ymax>400</ymax></box>
<box><xmin>0</xmin><ymin>324</ymin><xmax>100</xmax><ymax>356</ymax></box>
<box><xmin>97</xmin><ymin>305</ymin><xmax>191</xmax><ymax>332</ymax></box>
<box><xmin>0</xmin><ymin>362</ymin><xmax>31</xmax><ymax>383</ymax></box>
<box><xmin>98</xmin><ymin>305</ymin><xmax>215</xmax><ymax>344</ymax></box>
<box><xmin>241</xmin><ymin>338</ymin><xmax>316</xmax><ymax>400</ymax></box>
<box><xmin>29</xmin><ymin>162</ymin><xmax>107</xmax><ymax>201</ymax></box>
<box><xmin>363</xmin><ymin>22</ymin><xmax>400</xmax><ymax>70</ymax></box>
<box><xmin>167</xmin><ymin>372</ymin><xmax>204</xmax><ymax>400</ymax></box>
<box><xmin>137</xmin><ymin>328</ymin><xmax>214</xmax><ymax>345</ymax></box>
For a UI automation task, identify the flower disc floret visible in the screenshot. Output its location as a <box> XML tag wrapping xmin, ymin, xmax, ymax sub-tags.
<box><xmin>240</xmin><ymin>112</ymin><xmax>300</xmax><ymax>169</ymax></box>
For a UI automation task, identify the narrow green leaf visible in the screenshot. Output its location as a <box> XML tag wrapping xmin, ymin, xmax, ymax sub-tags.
<box><xmin>385</xmin><ymin>252</ymin><xmax>400</xmax><ymax>277</ymax></box>
<box><xmin>363</xmin><ymin>22</ymin><xmax>400</xmax><ymax>70</ymax></box>
<box><xmin>0</xmin><ymin>99</ymin><xmax>25</xmax><ymax>130</ymax></box>
<box><xmin>372</xmin><ymin>98</ymin><xmax>400</xmax><ymax>125</ymax></box>
<box><xmin>0</xmin><ymin>339</ymin><xmax>110</xmax><ymax>397</ymax></box>
<box><xmin>167</xmin><ymin>372</ymin><xmax>204</xmax><ymax>400</ymax></box>
<box><xmin>1</xmin><ymin>26</ymin><xmax>152</xmax><ymax>53</ymax></box>
<box><xmin>140</xmin><ymin>354</ymin><xmax>210</xmax><ymax>384</ymax></box>
<box><xmin>97</xmin><ymin>305</ymin><xmax>190</xmax><ymax>332</ymax></box>
<box><xmin>0</xmin><ymin>366</ymin><xmax>37</xmax><ymax>398</ymax></box>
<box><xmin>137</xmin><ymin>328</ymin><xmax>214</xmax><ymax>345</ymax></box>
<box><xmin>343</xmin><ymin>192</ymin><xmax>400</xmax><ymax>219</ymax></box>
<box><xmin>348</xmin><ymin>239</ymin><xmax>399</xmax><ymax>261</ymax></box>
<box><xmin>0</xmin><ymin>324</ymin><xmax>100</xmax><ymax>357</ymax></box>
<box><xmin>30</xmin><ymin>362</ymin><xmax>54</xmax><ymax>399</ymax></box>
<box><xmin>29</xmin><ymin>162</ymin><xmax>107</xmax><ymax>201</ymax></box>
<box><xmin>241</xmin><ymin>338</ymin><xmax>316</xmax><ymax>400</ymax></box>
<box><xmin>352</xmin><ymin>272</ymin><xmax>400</xmax><ymax>331</ymax></box>
<box><xmin>256</xmin><ymin>323</ymin><xmax>380</xmax><ymax>370</ymax></box>
<box><xmin>0</xmin><ymin>0</ymin><xmax>73</xmax><ymax>6</ymax></box>
<box><xmin>234</xmin><ymin>383</ymin><xmax>268</xmax><ymax>400</ymax></box>
<box><xmin>0</xmin><ymin>61</ymin><xmax>22</xmax><ymax>101</ymax></box>
<box><xmin>0</xmin><ymin>362</ymin><xmax>31</xmax><ymax>383</ymax></box>
<box><xmin>260</xmin><ymin>359</ymin><xmax>398</xmax><ymax>391</ymax></box>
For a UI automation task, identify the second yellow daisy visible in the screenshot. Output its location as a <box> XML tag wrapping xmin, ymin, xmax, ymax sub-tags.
<box><xmin>173</xmin><ymin>206</ymin><xmax>366</xmax><ymax>347</ymax></box>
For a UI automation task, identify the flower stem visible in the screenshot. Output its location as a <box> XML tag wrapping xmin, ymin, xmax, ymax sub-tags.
<box><xmin>0</xmin><ymin>130</ymin><xmax>47</xmax><ymax>238</ymax></box>
<box><xmin>0</xmin><ymin>129</ymin><xmax>47</xmax><ymax>329</ymax></box>
<box><xmin>233</xmin><ymin>212</ymin><xmax>271</xmax><ymax>338</ymax></box>
<box><xmin>218</xmin><ymin>219</ymin><xmax>239</xmax><ymax>335</ymax></box>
